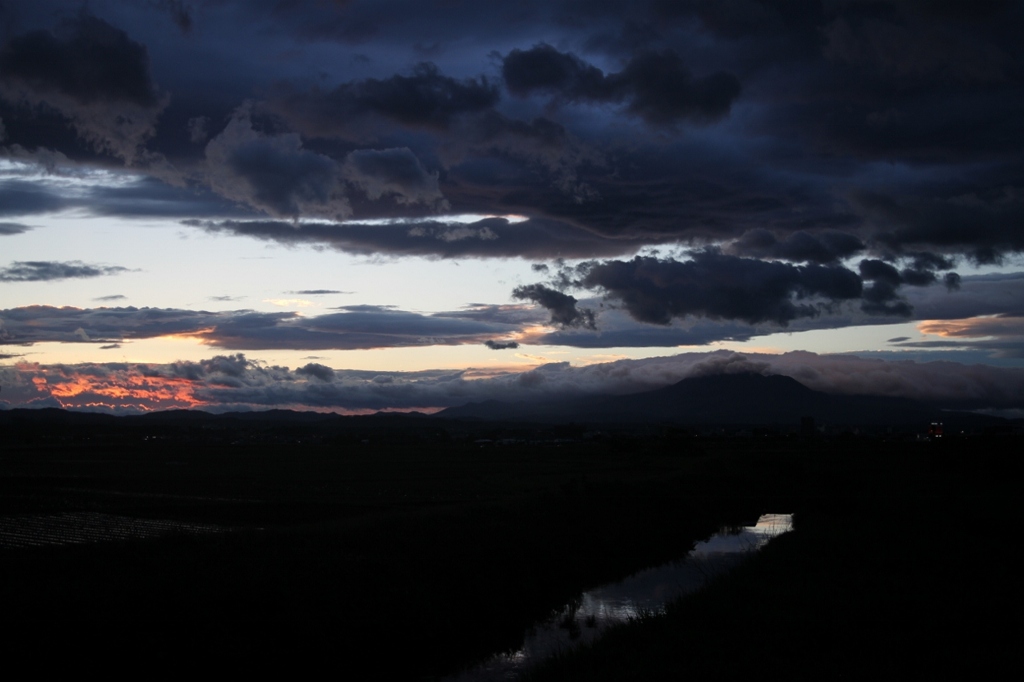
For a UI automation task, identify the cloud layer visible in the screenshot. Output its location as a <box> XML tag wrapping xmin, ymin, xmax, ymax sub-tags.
<box><xmin>1</xmin><ymin>1</ymin><xmax>1023</xmax><ymax>412</ymax></box>
<box><xmin>3</xmin><ymin>350</ymin><xmax>1022</xmax><ymax>415</ymax></box>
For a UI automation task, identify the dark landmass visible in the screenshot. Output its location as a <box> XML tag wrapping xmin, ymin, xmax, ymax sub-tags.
<box><xmin>0</xmin><ymin>380</ymin><xmax>1020</xmax><ymax>678</ymax></box>
<box><xmin>437</xmin><ymin>372</ymin><xmax>1005</xmax><ymax>432</ymax></box>
<box><xmin>527</xmin><ymin>439</ymin><xmax>1021</xmax><ymax>680</ymax></box>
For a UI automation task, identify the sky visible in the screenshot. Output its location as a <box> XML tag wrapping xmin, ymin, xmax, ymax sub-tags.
<box><xmin>1</xmin><ymin>0</ymin><xmax>1023</xmax><ymax>415</ymax></box>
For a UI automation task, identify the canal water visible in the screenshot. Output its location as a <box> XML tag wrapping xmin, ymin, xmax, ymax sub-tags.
<box><xmin>449</xmin><ymin>513</ymin><xmax>793</xmax><ymax>681</ymax></box>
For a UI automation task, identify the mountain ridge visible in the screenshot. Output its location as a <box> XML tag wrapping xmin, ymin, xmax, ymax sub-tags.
<box><xmin>436</xmin><ymin>371</ymin><xmax>996</xmax><ymax>429</ymax></box>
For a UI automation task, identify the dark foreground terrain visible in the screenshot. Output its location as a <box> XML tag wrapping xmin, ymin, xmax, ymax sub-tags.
<box><xmin>1</xmin><ymin>411</ymin><xmax>1019</xmax><ymax>678</ymax></box>
<box><xmin>527</xmin><ymin>438</ymin><xmax>1021</xmax><ymax>680</ymax></box>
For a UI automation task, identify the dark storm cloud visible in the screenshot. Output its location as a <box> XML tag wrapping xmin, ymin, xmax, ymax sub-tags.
<box><xmin>203</xmin><ymin>107</ymin><xmax>450</xmax><ymax>218</ymax></box>
<box><xmin>437</xmin><ymin>111</ymin><xmax>606</xmax><ymax>206</ymax></box>
<box><xmin>561</xmin><ymin>252</ymin><xmax>863</xmax><ymax>326</ymax></box>
<box><xmin>0</xmin><ymin>261</ymin><xmax>129</xmax><ymax>282</ymax></box>
<box><xmin>204</xmin><ymin>106</ymin><xmax>350</xmax><ymax>220</ymax></box>
<box><xmin>502</xmin><ymin>44</ymin><xmax>612</xmax><ymax>99</ymax></box>
<box><xmin>854</xmin><ymin>185</ymin><xmax>1024</xmax><ymax>264</ymax></box>
<box><xmin>503</xmin><ymin>44</ymin><xmax>741</xmax><ymax>126</ymax></box>
<box><xmin>783</xmin><ymin>11</ymin><xmax>1021</xmax><ymax>165</ymax></box>
<box><xmin>858</xmin><ymin>258</ymin><xmax>908</xmax><ymax>316</ymax></box>
<box><xmin>189</xmin><ymin>216</ymin><xmax>656</xmax><ymax>259</ymax></box>
<box><xmin>0</xmin><ymin>221</ymin><xmax>31</xmax><ymax>235</ymax></box>
<box><xmin>857</xmin><ymin>256</ymin><xmax>961</xmax><ymax>317</ymax></box>
<box><xmin>441</xmin><ymin>136</ymin><xmax>863</xmax><ymax>248</ymax></box>
<box><xmin>269</xmin><ymin>63</ymin><xmax>499</xmax><ymax>139</ymax></box>
<box><xmin>0</xmin><ymin>14</ymin><xmax>160</xmax><ymax>107</ymax></box>
<box><xmin>726</xmin><ymin>229</ymin><xmax>865</xmax><ymax>264</ymax></box>
<box><xmin>342</xmin><ymin>147</ymin><xmax>445</xmax><ymax>207</ymax></box>
<box><xmin>509</xmin><ymin>269</ymin><xmax>1023</xmax><ymax>349</ymax></box>
<box><xmin>0</xmin><ymin>13</ymin><xmax>167</xmax><ymax>162</ymax></box>
<box><xmin>512</xmin><ymin>284</ymin><xmax>596</xmax><ymax>329</ymax></box>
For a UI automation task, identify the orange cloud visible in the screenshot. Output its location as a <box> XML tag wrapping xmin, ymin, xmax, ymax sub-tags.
<box><xmin>918</xmin><ymin>315</ymin><xmax>1024</xmax><ymax>339</ymax></box>
<box><xmin>32</xmin><ymin>369</ymin><xmax>204</xmax><ymax>410</ymax></box>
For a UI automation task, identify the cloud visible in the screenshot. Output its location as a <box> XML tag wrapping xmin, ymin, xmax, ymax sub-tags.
<box><xmin>94</xmin><ymin>294</ymin><xmax>127</xmax><ymax>301</ymax></box>
<box><xmin>726</xmin><ymin>229</ymin><xmax>865</xmax><ymax>264</ymax></box>
<box><xmin>531</xmin><ymin>310</ymin><xmax>759</xmax><ymax>349</ymax></box>
<box><xmin>895</xmin><ymin>315</ymin><xmax>1024</xmax><ymax>359</ymax></box>
<box><xmin>204</xmin><ymin>105</ymin><xmax>351</xmax><ymax>220</ymax></box>
<box><xmin>0</xmin><ymin>303</ymin><xmax>520</xmax><ymax>351</ymax></box>
<box><xmin>149</xmin><ymin>0</ymin><xmax>193</xmax><ymax>34</ymax></box>
<box><xmin>560</xmin><ymin>252</ymin><xmax>863</xmax><ymax>326</ymax></box>
<box><xmin>0</xmin><ymin>14</ymin><xmax>161</xmax><ymax>108</ymax></box>
<box><xmin>0</xmin><ymin>13</ymin><xmax>168</xmax><ymax>163</ymax></box>
<box><xmin>512</xmin><ymin>283</ymin><xmax>596</xmax><ymax>329</ymax></box>
<box><xmin>189</xmin><ymin>216</ymin><xmax>657</xmax><ymax>259</ymax></box>
<box><xmin>0</xmin><ymin>0</ymin><xmax>1022</xmax><ymax>377</ymax></box>
<box><xmin>342</xmin><ymin>147</ymin><xmax>446</xmax><ymax>208</ymax></box>
<box><xmin>0</xmin><ymin>305</ymin><xmax>241</xmax><ymax>345</ymax></box>
<box><xmin>1</xmin><ymin>275</ymin><xmax>1012</xmax><ymax>359</ymax></box>
<box><xmin>295</xmin><ymin>362</ymin><xmax>335</xmax><ymax>382</ymax></box>
<box><xmin>854</xmin><ymin>186</ymin><xmax>1024</xmax><ymax>264</ymax></box>
<box><xmin>268</xmin><ymin>62</ymin><xmax>499</xmax><ymax>139</ymax></box>
<box><xmin>0</xmin><ymin>221</ymin><xmax>31</xmax><ymax>235</ymax></box>
<box><xmin>503</xmin><ymin>44</ymin><xmax>741</xmax><ymax>126</ymax></box>
<box><xmin>290</xmin><ymin>289</ymin><xmax>350</xmax><ymax>295</ymax></box>
<box><xmin>4</xmin><ymin>349</ymin><xmax>1022</xmax><ymax>414</ymax></box>
<box><xmin>484</xmin><ymin>339</ymin><xmax>519</xmax><ymax>350</ymax></box>
<box><xmin>0</xmin><ymin>179</ymin><xmax>72</xmax><ymax>217</ymax></box>
<box><xmin>0</xmin><ymin>261</ymin><xmax>129</xmax><ymax>282</ymax></box>
<box><xmin>187</xmin><ymin>115</ymin><xmax>209</xmax><ymax>143</ymax></box>
<box><xmin>904</xmin><ymin>273</ymin><xmax>1024</xmax><ymax>320</ymax></box>
<box><xmin>688</xmin><ymin>352</ymin><xmax>770</xmax><ymax>377</ymax></box>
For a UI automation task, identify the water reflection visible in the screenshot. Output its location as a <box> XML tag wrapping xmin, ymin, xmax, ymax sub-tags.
<box><xmin>449</xmin><ymin>513</ymin><xmax>793</xmax><ymax>681</ymax></box>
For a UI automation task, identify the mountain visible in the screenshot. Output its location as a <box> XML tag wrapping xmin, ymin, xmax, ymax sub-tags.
<box><xmin>436</xmin><ymin>372</ymin><xmax>997</xmax><ymax>429</ymax></box>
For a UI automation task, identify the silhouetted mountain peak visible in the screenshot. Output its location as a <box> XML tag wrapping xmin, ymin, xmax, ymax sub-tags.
<box><xmin>663</xmin><ymin>371</ymin><xmax>811</xmax><ymax>396</ymax></box>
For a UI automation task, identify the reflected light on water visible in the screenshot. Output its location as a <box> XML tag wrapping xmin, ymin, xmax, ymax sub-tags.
<box><xmin>449</xmin><ymin>513</ymin><xmax>793</xmax><ymax>681</ymax></box>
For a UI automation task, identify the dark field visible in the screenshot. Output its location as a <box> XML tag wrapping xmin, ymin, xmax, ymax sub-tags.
<box><xmin>1</xmin><ymin>415</ymin><xmax>1019</xmax><ymax>678</ymax></box>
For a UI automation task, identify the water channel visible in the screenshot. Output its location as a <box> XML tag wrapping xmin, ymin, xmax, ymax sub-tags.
<box><xmin>448</xmin><ymin>513</ymin><xmax>793</xmax><ymax>681</ymax></box>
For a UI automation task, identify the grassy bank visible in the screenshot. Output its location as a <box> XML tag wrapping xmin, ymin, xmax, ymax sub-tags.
<box><xmin>527</xmin><ymin>439</ymin><xmax>1021</xmax><ymax>679</ymax></box>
